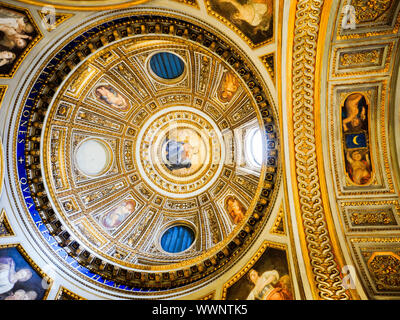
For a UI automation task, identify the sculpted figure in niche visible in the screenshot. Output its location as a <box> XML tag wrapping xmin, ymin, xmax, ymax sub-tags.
<box><xmin>0</xmin><ymin>257</ymin><xmax>32</xmax><ymax>295</ymax></box>
<box><xmin>346</xmin><ymin>149</ymin><xmax>372</xmax><ymax>185</ymax></box>
<box><xmin>217</xmin><ymin>71</ymin><xmax>239</xmax><ymax>103</ymax></box>
<box><xmin>246</xmin><ymin>269</ymin><xmax>292</xmax><ymax>300</ymax></box>
<box><xmin>225</xmin><ymin>196</ymin><xmax>246</xmax><ymax>224</ymax></box>
<box><xmin>100</xmin><ymin>199</ymin><xmax>136</xmax><ymax>229</ymax></box>
<box><xmin>342</xmin><ymin>93</ymin><xmax>367</xmax><ymax>132</ymax></box>
<box><xmin>94</xmin><ymin>85</ymin><xmax>129</xmax><ymax>111</ymax></box>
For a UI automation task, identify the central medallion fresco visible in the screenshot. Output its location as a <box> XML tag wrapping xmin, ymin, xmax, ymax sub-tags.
<box><xmin>13</xmin><ymin>13</ymin><xmax>279</xmax><ymax>293</ymax></box>
<box><xmin>137</xmin><ymin>107</ymin><xmax>224</xmax><ymax>197</ymax></box>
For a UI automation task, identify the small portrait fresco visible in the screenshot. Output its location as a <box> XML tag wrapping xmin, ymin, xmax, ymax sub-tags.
<box><xmin>217</xmin><ymin>70</ymin><xmax>240</xmax><ymax>103</ymax></box>
<box><xmin>345</xmin><ymin>149</ymin><xmax>372</xmax><ymax>185</ymax></box>
<box><xmin>224</xmin><ymin>244</ymin><xmax>293</xmax><ymax>300</ymax></box>
<box><xmin>94</xmin><ymin>84</ymin><xmax>130</xmax><ymax>111</ymax></box>
<box><xmin>208</xmin><ymin>0</ymin><xmax>273</xmax><ymax>47</ymax></box>
<box><xmin>341</xmin><ymin>93</ymin><xmax>368</xmax><ymax>132</ymax></box>
<box><xmin>99</xmin><ymin>199</ymin><xmax>136</xmax><ymax>230</ymax></box>
<box><xmin>161</xmin><ymin>128</ymin><xmax>206</xmax><ymax>175</ymax></box>
<box><xmin>0</xmin><ymin>4</ymin><xmax>40</xmax><ymax>77</ymax></box>
<box><xmin>225</xmin><ymin>196</ymin><xmax>246</xmax><ymax>224</ymax></box>
<box><xmin>0</xmin><ymin>245</ymin><xmax>49</xmax><ymax>300</ymax></box>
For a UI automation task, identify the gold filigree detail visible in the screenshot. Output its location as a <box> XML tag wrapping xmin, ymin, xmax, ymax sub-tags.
<box><xmin>55</xmin><ymin>287</ymin><xmax>86</xmax><ymax>300</ymax></box>
<box><xmin>260</xmin><ymin>53</ymin><xmax>275</xmax><ymax>84</ymax></box>
<box><xmin>270</xmin><ymin>203</ymin><xmax>285</xmax><ymax>235</ymax></box>
<box><xmin>290</xmin><ymin>0</ymin><xmax>350</xmax><ymax>300</ymax></box>
<box><xmin>0</xmin><ymin>209</ymin><xmax>14</xmax><ymax>237</ymax></box>
<box><xmin>37</xmin><ymin>10</ymin><xmax>74</xmax><ymax>32</ymax></box>
<box><xmin>367</xmin><ymin>252</ymin><xmax>400</xmax><ymax>291</ymax></box>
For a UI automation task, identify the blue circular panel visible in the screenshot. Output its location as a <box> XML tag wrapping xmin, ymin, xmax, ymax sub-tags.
<box><xmin>161</xmin><ymin>225</ymin><xmax>195</xmax><ymax>253</ymax></box>
<box><xmin>150</xmin><ymin>52</ymin><xmax>185</xmax><ymax>80</ymax></box>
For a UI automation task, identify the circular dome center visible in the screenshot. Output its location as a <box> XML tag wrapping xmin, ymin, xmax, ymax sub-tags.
<box><xmin>136</xmin><ymin>106</ymin><xmax>225</xmax><ymax>198</ymax></box>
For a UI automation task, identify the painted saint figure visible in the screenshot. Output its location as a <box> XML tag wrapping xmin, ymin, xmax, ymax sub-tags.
<box><xmin>94</xmin><ymin>85</ymin><xmax>129</xmax><ymax>111</ymax></box>
<box><xmin>100</xmin><ymin>199</ymin><xmax>136</xmax><ymax>229</ymax></box>
<box><xmin>346</xmin><ymin>150</ymin><xmax>371</xmax><ymax>185</ymax></box>
<box><xmin>246</xmin><ymin>269</ymin><xmax>292</xmax><ymax>300</ymax></box>
<box><xmin>225</xmin><ymin>196</ymin><xmax>246</xmax><ymax>224</ymax></box>
<box><xmin>163</xmin><ymin>138</ymin><xmax>195</xmax><ymax>171</ymax></box>
<box><xmin>0</xmin><ymin>257</ymin><xmax>32</xmax><ymax>295</ymax></box>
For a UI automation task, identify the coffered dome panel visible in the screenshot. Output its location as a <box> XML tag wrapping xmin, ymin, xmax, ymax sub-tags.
<box><xmin>9</xmin><ymin>11</ymin><xmax>280</xmax><ymax>296</ymax></box>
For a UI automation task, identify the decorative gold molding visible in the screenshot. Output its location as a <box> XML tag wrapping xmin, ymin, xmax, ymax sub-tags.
<box><xmin>37</xmin><ymin>10</ymin><xmax>74</xmax><ymax>32</ymax></box>
<box><xmin>0</xmin><ymin>209</ymin><xmax>14</xmax><ymax>237</ymax></box>
<box><xmin>171</xmin><ymin>0</ymin><xmax>199</xmax><ymax>8</ymax></box>
<box><xmin>9</xmin><ymin>0</ymin><xmax>150</xmax><ymax>11</ymax></box>
<box><xmin>270</xmin><ymin>202</ymin><xmax>285</xmax><ymax>235</ymax></box>
<box><xmin>197</xmin><ymin>290</ymin><xmax>215</xmax><ymax>300</ymax></box>
<box><xmin>260</xmin><ymin>53</ymin><xmax>275</xmax><ymax>85</ymax></box>
<box><xmin>286</xmin><ymin>0</ymin><xmax>353</xmax><ymax>300</ymax></box>
<box><xmin>55</xmin><ymin>286</ymin><xmax>86</xmax><ymax>300</ymax></box>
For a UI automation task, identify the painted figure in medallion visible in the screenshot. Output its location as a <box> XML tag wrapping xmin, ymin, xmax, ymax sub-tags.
<box><xmin>94</xmin><ymin>85</ymin><xmax>129</xmax><ymax>111</ymax></box>
<box><xmin>162</xmin><ymin>128</ymin><xmax>204</xmax><ymax>173</ymax></box>
<box><xmin>217</xmin><ymin>71</ymin><xmax>239</xmax><ymax>103</ymax></box>
<box><xmin>225</xmin><ymin>196</ymin><xmax>246</xmax><ymax>224</ymax></box>
<box><xmin>100</xmin><ymin>199</ymin><xmax>136</xmax><ymax>229</ymax></box>
<box><xmin>163</xmin><ymin>139</ymin><xmax>194</xmax><ymax>170</ymax></box>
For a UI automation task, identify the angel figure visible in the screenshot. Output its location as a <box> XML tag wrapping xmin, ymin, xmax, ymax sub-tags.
<box><xmin>346</xmin><ymin>150</ymin><xmax>371</xmax><ymax>185</ymax></box>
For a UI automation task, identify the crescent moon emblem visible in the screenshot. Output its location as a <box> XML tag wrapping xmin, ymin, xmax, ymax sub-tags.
<box><xmin>352</xmin><ymin>135</ymin><xmax>359</xmax><ymax>145</ymax></box>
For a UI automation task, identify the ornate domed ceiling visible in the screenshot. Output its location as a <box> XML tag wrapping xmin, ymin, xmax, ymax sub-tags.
<box><xmin>0</xmin><ymin>0</ymin><xmax>400</xmax><ymax>301</ymax></box>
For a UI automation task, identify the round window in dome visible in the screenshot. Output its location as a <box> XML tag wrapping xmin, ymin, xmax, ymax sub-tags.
<box><xmin>149</xmin><ymin>52</ymin><xmax>185</xmax><ymax>80</ymax></box>
<box><xmin>160</xmin><ymin>225</ymin><xmax>195</xmax><ymax>253</ymax></box>
<box><xmin>74</xmin><ymin>138</ymin><xmax>112</xmax><ymax>177</ymax></box>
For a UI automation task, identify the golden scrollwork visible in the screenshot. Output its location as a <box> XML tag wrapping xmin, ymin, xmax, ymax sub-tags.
<box><xmin>287</xmin><ymin>0</ymin><xmax>351</xmax><ymax>300</ymax></box>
